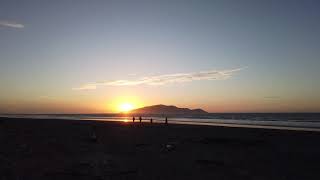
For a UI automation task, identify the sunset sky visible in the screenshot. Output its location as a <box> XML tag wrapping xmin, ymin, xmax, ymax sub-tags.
<box><xmin>1</xmin><ymin>0</ymin><xmax>320</xmax><ymax>113</ymax></box>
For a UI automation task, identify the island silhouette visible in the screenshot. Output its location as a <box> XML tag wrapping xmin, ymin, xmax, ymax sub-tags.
<box><xmin>128</xmin><ymin>104</ymin><xmax>208</xmax><ymax>115</ymax></box>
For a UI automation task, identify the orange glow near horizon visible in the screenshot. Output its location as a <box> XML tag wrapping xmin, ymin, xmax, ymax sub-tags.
<box><xmin>107</xmin><ymin>96</ymin><xmax>144</xmax><ymax>113</ymax></box>
<box><xmin>119</xmin><ymin>103</ymin><xmax>134</xmax><ymax>112</ymax></box>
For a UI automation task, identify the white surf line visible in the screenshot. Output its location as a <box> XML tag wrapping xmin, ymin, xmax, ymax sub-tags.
<box><xmin>170</xmin><ymin>120</ymin><xmax>320</xmax><ymax>132</ymax></box>
<box><xmin>83</xmin><ymin>117</ymin><xmax>320</xmax><ymax>132</ymax></box>
<box><xmin>85</xmin><ymin>117</ymin><xmax>320</xmax><ymax>132</ymax></box>
<box><xmin>2</xmin><ymin>115</ymin><xmax>320</xmax><ymax>132</ymax></box>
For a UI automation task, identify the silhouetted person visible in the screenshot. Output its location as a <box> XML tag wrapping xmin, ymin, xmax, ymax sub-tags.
<box><xmin>139</xmin><ymin>116</ymin><xmax>142</xmax><ymax>123</ymax></box>
<box><xmin>150</xmin><ymin>118</ymin><xmax>153</xmax><ymax>123</ymax></box>
<box><xmin>165</xmin><ymin>117</ymin><xmax>168</xmax><ymax>124</ymax></box>
<box><xmin>132</xmin><ymin>116</ymin><xmax>135</xmax><ymax>123</ymax></box>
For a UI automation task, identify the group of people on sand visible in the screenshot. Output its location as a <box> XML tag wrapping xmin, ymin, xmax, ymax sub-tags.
<box><xmin>132</xmin><ymin>116</ymin><xmax>143</xmax><ymax>123</ymax></box>
<box><xmin>132</xmin><ymin>116</ymin><xmax>168</xmax><ymax>124</ymax></box>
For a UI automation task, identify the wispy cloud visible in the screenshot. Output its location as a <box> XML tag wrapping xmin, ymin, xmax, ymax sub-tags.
<box><xmin>39</xmin><ymin>96</ymin><xmax>57</xmax><ymax>100</ymax></box>
<box><xmin>73</xmin><ymin>68</ymin><xmax>243</xmax><ymax>90</ymax></box>
<box><xmin>0</xmin><ymin>20</ymin><xmax>24</xmax><ymax>28</ymax></box>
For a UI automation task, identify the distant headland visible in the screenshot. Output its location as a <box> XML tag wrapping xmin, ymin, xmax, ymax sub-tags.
<box><xmin>129</xmin><ymin>104</ymin><xmax>208</xmax><ymax>115</ymax></box>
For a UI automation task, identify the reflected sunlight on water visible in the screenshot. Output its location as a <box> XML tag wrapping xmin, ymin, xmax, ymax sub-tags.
<box><xmin>2</xmin><ymin>114</ymin><xmax>320</xmax><ymax>132</ymax></box>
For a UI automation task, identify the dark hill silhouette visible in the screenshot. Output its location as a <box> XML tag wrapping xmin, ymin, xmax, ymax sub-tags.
<box><xmin>129</xmin><ymin>104</ymin><xmax>208</xmax><ymax>115</ymax></box>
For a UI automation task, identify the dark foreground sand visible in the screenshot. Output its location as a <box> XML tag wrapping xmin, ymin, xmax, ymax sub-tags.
<box><xmin>1</xmin><ymin>117</ymin><xmax>320</xmax><ymax>180</ymax></box>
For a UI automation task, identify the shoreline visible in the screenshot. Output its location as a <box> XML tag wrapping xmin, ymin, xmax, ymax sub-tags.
<box><xmin>2</xmin><ymin>115</ymin><xmax>320</xmax><ymax>132</ymax></box>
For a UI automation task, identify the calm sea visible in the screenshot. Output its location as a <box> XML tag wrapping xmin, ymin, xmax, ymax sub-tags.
<box><xmin>1</xmin><ymin>113</ymin><xmax>320</xmax><ymax>131</ymax></box>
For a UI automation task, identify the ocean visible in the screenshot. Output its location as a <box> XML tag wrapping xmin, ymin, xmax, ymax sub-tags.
<box><xmin>1</xmin><ymin>113</ymin><xmax>320</xmax><ymax>131</ymax></box>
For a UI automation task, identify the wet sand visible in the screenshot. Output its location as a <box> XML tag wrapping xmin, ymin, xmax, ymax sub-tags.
<box><xmin>1</xmin><ymin>117</ymin><xmax>320</xmax><ymax>180</ymax></box>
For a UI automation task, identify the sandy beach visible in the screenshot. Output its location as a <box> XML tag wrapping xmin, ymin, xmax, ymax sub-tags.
<box><xmin>1</xmin><ymin>117</ymin><xmax>320</xmax><ymax>180</ymax></box>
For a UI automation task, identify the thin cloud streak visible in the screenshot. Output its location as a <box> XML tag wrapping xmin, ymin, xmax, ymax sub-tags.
<box><xmin>73</xmin><ymin>68</ymin><xmax>243</xmax><ymax>90</ymax></box>
<box><xmin>0</xmin><ymin>20</ymin><xmax>24</xmax><ymax>28</ymax></box>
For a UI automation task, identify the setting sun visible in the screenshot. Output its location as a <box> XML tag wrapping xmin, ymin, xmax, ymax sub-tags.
<box><xmin>108</xmin><ymin>96</ymin><xmax>143</xmax><ymax>113</ymax></box>
<box><xmin>119</xmin><ymin>103</ymin><xmax>134</xmax><ymax>112</ymax></box>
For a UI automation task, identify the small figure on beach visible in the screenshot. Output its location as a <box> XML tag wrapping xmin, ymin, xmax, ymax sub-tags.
<box><xmin>139</xmin><ymin>116</ymin><xmax>142</xmax><ymax>123</ymax></box>
<box><xmin>150</xmin><ymin>118</ymin><xmax>153</xmax><ymax>123</ymax></box>
<box><xmin>132</xmin><ymin>116</ymin><xmax>135</xmax><ymax>123</ymax></box>
<box><xmin>165</xmin><ymin>117</ymin><xmax>168</xmax><ymax>124</ymax></box>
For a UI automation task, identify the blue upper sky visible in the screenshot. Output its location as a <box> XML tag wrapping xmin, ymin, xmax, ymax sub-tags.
<box><xmin>1</xmin><ymin>0</ymin><xmax>320</xmax><ymax>113</ymax></box>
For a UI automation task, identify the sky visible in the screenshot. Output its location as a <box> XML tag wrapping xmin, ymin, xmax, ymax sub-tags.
<box><xmin>1</xmin><ymin>0</ymin><xmax>320</xmax><ymax>113</ymax></box>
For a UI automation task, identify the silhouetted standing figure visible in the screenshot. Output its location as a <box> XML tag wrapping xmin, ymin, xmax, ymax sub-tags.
<box><xmin>132</xmin><ymin>116</ymin><xmax>135</xmax><ymax>123</ymax></box>
<box><xmin>150</xmin><ymin>118</ymin><xmax>153</xmax><ymax>123</ymax></box>
<box><xmin>139</xmin><ymin>116</ymin><xmax>142</xmax><ymax>123</ymax></box>
<box><xmin>165</xmin><ymin>117</ymin><xmax>168</xmax><ymax>125</ymax></box>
